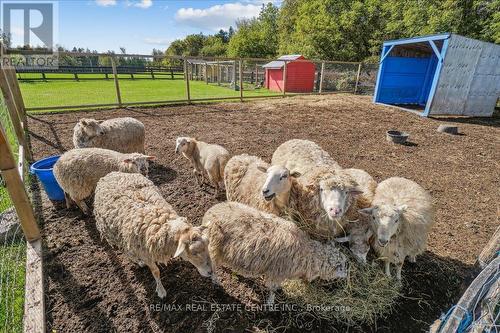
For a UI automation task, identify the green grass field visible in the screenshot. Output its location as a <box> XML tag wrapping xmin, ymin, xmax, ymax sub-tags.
<box><xmin>19</xmin><ymin>77</ymin><xmax>280</xmax><ymax>110</ymax></box>
<box><xmin>0</xmin><ymin>242</ymin><xmax>26</xmax><ymax>333</ymax></box>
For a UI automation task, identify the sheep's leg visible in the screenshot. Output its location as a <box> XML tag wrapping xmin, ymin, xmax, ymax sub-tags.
<box><xmin>64</xmin><ymin>192</ymin><xmax>74</xmax><ymax>209</ymax></box>
<box><xmin>384</xmin><ymin>260</ymin><xmax>391</xmax><ymax>277</ymax></box>
<box><xmin>408</xmin><ymin>255</ymin><xmax>416</xmax><ymax>263</ymax></box>
<box><xmin>396</xmin><ymin>263</ymin><xmax>403</xmax><ymax>280</ymax></box>
<box><xmin>147</xmin><ymin>262</ymin><xmax>166</xmax><ymax>299</ymax></box>
<box><xmin>210</xmin><ymin>262</ymin><xmax>221</xmax><ymax>286</ymax></box>
<box><xmin>264</xmin><ymin>281</ymin><xmax>280</xmax><ymax>305</ymax></box>
<box><xmin>75</xmin><ymin>199</ymin><xmax>91</xmax><ymax>215</ymax></box>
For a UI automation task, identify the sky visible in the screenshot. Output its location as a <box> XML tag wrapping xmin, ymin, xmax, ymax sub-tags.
<box><xmin>7</xmin><ymin>0</ymin><xmax>281</xmax><ymax>54</ymax></box>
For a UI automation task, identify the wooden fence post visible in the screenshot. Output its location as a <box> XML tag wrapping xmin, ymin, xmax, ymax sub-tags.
<box><xmin>354</xmin><ymin>62</ymin><xmax>362</xmax><ymax>94</ymax></box>
<box><xmin>0</xmin><ymin>68</ymin><xmax>32</xmax><ymax>161</ymax></box>
<box><xmin>110</xmin><ymin>56</ymin><xmax>122</xmax><ymax>107</ymax></box>
<box><xmin>282</xmin><ymin>60</ymin><xmax>287</xmax><ymax>97</ymax></box>
<box><xmin>319</xmin><ymin>62</ymin><xmax>325</xmax><ymax>94</ymax></box>
<box><xmin>184</xmin><ymin>58</ymin><xmax>191</xmax><ymax>103</ymax></box>
<box><xmin>217</xmin><ymin>61</ymin><xmax>220</xmax><ymax>86</ymax></box>
<box><xmin>239</xmin><ymin>60</ymin><xmax>243</xmax><ymax>102</ymax></box>
<box><xmin>0</xmin><ymin>123</ymin><xmax>40</xmax><ymax>241</ymax></box>
<box><xmin>5</xmin><ymin>68</ymin><xmax>28</xmax><ymax>129</ymax></box>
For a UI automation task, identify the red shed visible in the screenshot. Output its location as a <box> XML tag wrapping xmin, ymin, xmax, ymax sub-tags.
<box><xmin>263</xmin><ymin>55</ymin><xmax>316</xmax><ymax>93</ymax></box>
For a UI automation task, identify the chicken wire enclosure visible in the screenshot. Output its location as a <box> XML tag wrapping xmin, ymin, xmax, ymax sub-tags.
<box><xmin>0</xmin><ymin>98</ymin><xmax>27</xmax><ymax>333</ymax></box>
<box><xmin>320</xmin><ymin>62</ymin><xmax>361</xmax><ymax>93</ymax></box>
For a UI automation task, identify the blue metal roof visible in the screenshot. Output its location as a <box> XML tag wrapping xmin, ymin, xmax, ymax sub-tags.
<box><xmin>383</xmin><ymin>33</ymin><xmax>451</xmax><ymax>46</ymax></box>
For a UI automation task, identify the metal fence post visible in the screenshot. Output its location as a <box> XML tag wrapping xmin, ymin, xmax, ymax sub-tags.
<box><xmin>110</xmin><ymin>56</ymin><xmax>122</xmax><ymax>107</ymax></box>
<box><xmin>319</xmin><ymin>62</ymin><xmax>325</xmax><ymax>94</ymax></box>
<box><xmin>354</xmin><ymin>62</ymin><xmax>362</xmax><ymax>94</ymax></box>
<box><xmin>282</xmin><ymin>60</ymin><xmax>287</xmax><ymax>97</ymax></box>
<box><xmin>239</xmin><ymin>60</ymin><xmax>244</xmax><ymax>102</ymax></box>
<box><xmin>0</xmin><ymin>123</ymin><xmax>40</xmax><ymax>241</ymax></box>
<box><xmin>184</xmin><ymin>58</ymin><xmax>191</xmax><ymax>103</ymax></box>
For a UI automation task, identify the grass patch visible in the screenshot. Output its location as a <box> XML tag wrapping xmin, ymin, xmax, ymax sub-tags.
<box><xmin>0</xmin><ymin>241</ymin><xmax>26</xmax><ymax>333</ymax></box>
<box><xmin>19</xmin><ymin>78</ymin><xmax>280</xmax><ymax>110</ymax></box>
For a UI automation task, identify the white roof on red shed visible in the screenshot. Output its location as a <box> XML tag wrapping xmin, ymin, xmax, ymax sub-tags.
<box><xmin>262</xmin><ymin>55</ymin><xmax>306</xmax><ymax>69</ymax></box>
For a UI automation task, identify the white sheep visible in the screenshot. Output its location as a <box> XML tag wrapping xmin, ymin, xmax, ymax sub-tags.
<box><xmin>359</xmin><ymin>177</ymin><xmax>435</xmax><ymax>280</ymax></box>
<box><xmin>202</xmin><ymin>202</ymin><xmax>348</xmax><ymax>304</ymax></box>
<box><xmin>291</xmin><ymin>166</ymin><xmax>364</xmax><ymax>239</ymax></box>
<box><xmin>94</xmin><ymin>172</ymin><xmax>212</xmax><ymax>298</ymax></box>
<box><xmin>73</xmin><ymin>117</ymin><xmax>145</xmax><ymax>154</ymax></box>
<box><xmin>224</xmin><ymin>154</ymin><xmax>301</xmax><ymax>216</ymax></box>
<box><xmin>53</xmin><ymin>148</ymin><xmax>155</xmax><ymax>215</ymax></box>
<box><xmin>334</xmin><ymin>218</ymin><xmax>373</xmax><ymax>264</ymax></box>
<box><xmin>175</xmin><ymin>137</ymin><xmax>230</xmax><ymax>196</ymax></box>
<box><xmin>271</xmin><ymin>139</ymin><xmax>341</xmax><ymax>176</ymax></box>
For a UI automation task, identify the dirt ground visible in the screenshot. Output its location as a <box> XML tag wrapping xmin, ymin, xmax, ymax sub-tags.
<box><xmin>28</xmin><ymin>94</ymin><xmax>499</xmax><ymax>333</ymax></box>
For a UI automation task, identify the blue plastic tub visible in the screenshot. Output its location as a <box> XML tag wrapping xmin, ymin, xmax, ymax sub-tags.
<box><xmin>30</xmin><ymin>155</ymin><xmax>65</xmax><ymax>201</ymax></box>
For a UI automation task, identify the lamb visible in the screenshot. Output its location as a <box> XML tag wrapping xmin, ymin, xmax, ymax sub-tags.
<box><xmin>73</xmin><ymin>117</ymin><xmax>145</xmax><ymax>154</ymax></box>
<box><xmin>202</xmin><ymin>202</ymin><xmax>348</xmax><ymax>304</ymax></box>
<box><xmin>359</xmin><ymin>177</ymin><xmax>435</xmax><ymax>280</ymax></box>
<box><xmin>53</xmin><ymin>148</ymin><xmax>155</xmax><ymax>215</ymax></box>
<box><xmin>224</xmin><ymin>154</ymin><xmax>301</xmax><ymax>216</ymax></box>
<box><xmin>334</xmin><ymin>218</ymin><xmax>373</xmax><ymax>264</ymax></box>
<box><xmin>175</xmin><ymin>137</ymin><xmax>230</xmax><ymax>196</ymax></box>
<box><xmin>271</xmin><ymin>139</ymin><xmax>341</xmax><ymax>176</ymax></box>
<box><xmin>94</xmin><ymin>172</ymin><xmax>212</xmax><ymax>298</ymax></box>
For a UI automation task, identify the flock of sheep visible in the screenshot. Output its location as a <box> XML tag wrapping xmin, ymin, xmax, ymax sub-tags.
<box><xmin>52</xmin><ymin>116</ymin><xmax>435</xmax><ymax>304</ymax></box>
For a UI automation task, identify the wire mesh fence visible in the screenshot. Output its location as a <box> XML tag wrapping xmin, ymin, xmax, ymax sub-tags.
<box><xmin>14</xmin><ymin>52</ymin><xmax>378</xmax><ymax>112</ymax></box>
<box><xmin>0</xmin><ymin>96</ymin><xmax>26</xmax><ymax>333</ymax></box>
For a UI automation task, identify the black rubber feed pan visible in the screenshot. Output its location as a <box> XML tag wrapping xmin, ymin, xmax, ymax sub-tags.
<box><xmin>386</xmin><ymin>130</ymin><xmax>409</xmax><ymax>144</ymax></box>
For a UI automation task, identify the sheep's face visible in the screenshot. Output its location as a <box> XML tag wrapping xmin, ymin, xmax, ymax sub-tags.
<box><xmin>173</xmin><ymin>225</ymin><xmax>212</xmax><ymax>278</ymax></box>
<box><xmin>258</xmin><ymin>165</ymin><xmax>300</xmax><ymax>201</ymax></box>
<box><xmin>78</xmin><ymin>118</ymin><xmax>104</xmax><ymax>139</ymax></box>
<box><xmin>175</xmin><ymin>137</ymin><xmax>192</xmax><ymax>154</ymax></box>
<box><xmin>359</xmin><ymin>205</ymin><xmax>407</xmax><ymax>247</ymax></box>
<box><xmin>317</xmin><ymin>177</ymin><xmax>362</xmax><ymax>220</ymax></box>
<box><xmin>335</xmin><ymin>227</ymin><xmax>373</xmax><ymax>264</ymax></box>
<box><xmin>120</xmin><ymin>154</ymin><xmax>156</xmax><ymax>176</ymax></box>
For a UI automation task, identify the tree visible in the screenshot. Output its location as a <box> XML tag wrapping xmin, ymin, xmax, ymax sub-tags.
<box><xmin>227</xmin><ymin>4</ymin><xmax>279</xmax><ymax>58</ymax></box>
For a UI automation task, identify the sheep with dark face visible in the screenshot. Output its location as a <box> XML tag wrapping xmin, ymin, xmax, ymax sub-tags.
<box><xmin>53</xmin><ymin>148</ymin><xmax>155</xmax><ymax>215</ymax></box>
<box><xmin>94</xmin><ymin>172</ymin><xmax>212</xmax><ymax>298</ymax></box>
<box><xmin>175</xmin><ymin>137</ymin><xmax>230</xmax><ymax>196</ymax></box>
<box><xmin>224</xmin><ymin>154</ymin><xmax>301</xmax><ymax>216</ymax></box>
<box><xmin>73</xmin><ymin>117</ymin><xmax>145</xmax><ymax>154</ymax></box>
<box><xmin>359</xmin><ymin>177</ymin><xmax>434</xmax><ymax>280</ymax></box>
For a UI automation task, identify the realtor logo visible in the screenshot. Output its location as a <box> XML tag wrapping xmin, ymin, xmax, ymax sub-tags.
<box><xmin>1</xmin><ymin>1</ymin><xmax>58</xmax><ymax>68</ymax></box>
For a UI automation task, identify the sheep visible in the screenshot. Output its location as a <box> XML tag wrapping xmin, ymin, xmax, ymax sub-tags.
<box><xmin>175</xmin><ymin>137</ymin><xmax>230</xmax><ymax>196</ymax></box>
<box><xmin>334</xmin><ymin>218</ymin><xmax>373</xmax><ymax>264</ymax></box>
<box><xmin>224</xmin><ymin>154</ymin><xmax>301</xmax><ymax>216</ymax></box>
<box><xmin>271</xmin><ymin>139</ymin><xmax>341</xmax><ymax>176</ymax></box>
<box><xmin>73</xmin><ymin>117</ymin><xmax>145</xmax><ymax>154</ymax></box>
<box><xmin>202</xmin><ymin>202</ymin><xmax>348</xmax><ymax>304</ymax></box>
<box><xmin>332</xmin><ymin>168</ymin><xmax>376</xmax><ymax>262</ymax></box>
<box><xmin>94</xmin><ymin>171</ymin><xmax>212</xmax><ymax>298</ymax></box>
<box><xmin>359</xmin><ymin>177</ymin><xmax>435</xmax><ymax>280</ymax></box>
<box><xmin>291</xmin><ymin>166</ymin><xmax>365</xmax><ymax>239</ymax></box>
<box><xmin>53</xmin><ymin>148</ymin><xmax>155</xmax><ymax>215</ymax></box>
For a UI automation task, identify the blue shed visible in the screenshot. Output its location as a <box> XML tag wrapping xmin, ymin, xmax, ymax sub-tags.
<box><xmin>374</xmin><ymin>33</ymin><xmax>500</xmax><ymax>117</ymax></box>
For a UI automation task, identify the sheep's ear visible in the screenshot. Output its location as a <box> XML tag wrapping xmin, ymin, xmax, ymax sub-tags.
<box><xmin>396</xmin><ymin>204</ymin><xmax>408</xmax><ymax>213</ymax></box>
<box><xmin>349</xmin><ymin>188</ymin><xmax>363</xmax><ymax>196</ymax></box>
<box><xmin>79</xmin><ymin>119</ymin><xmax>88</xmax><ymax>126</ymax></box>
<box><xmin>334</xmin><ymin>235</ymin><xmax>351</xmax><ymax>243</ymax></box>
<box><xmin>290</xmin><ymin>171</ymin><xmax>301</xmax><ymax>178</ymax></box>
<box><xmin>256</xmin><ymin>165</ymin><xmax>267</xmax><ymax>173</ymax></box>
<box><xmin>173</xmin><ymin>241</ymin><xmax>186</xmax><ymax>258</ymax></box>
<box><xmin>145</xmin><ymin>155</ymin><xmax>156</xmax><ymax>161</ymax></box>
<box><xmin>358</xmin><ymin>207</ymin><xmax>374</xmax><ymax>216</ymax></box>
<box><xmin>365</xmin><ymin>228</ymin><xmax>374</xmax><ymax>239</ymax></box>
